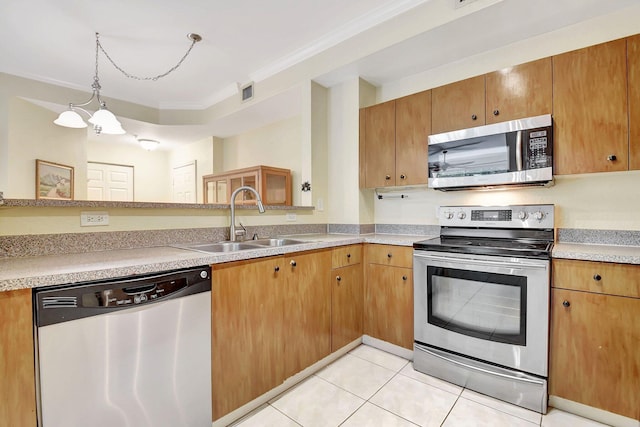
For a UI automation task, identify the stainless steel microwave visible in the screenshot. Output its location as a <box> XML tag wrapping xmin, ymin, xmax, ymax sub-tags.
<box><xmin>428</xmin><ymin>114</ymin><xmax>553</xmax><ymax>190</ymax></box>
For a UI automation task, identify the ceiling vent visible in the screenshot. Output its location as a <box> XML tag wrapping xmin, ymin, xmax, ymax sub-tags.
<box><xmin>241</xmin><ymin>82</ymin><xmax>254</xmax><ymax>102</ymax></box>
<box><xmin>454</xmin><ymin>0</ymin><xmax>479</xmax><ymax>8</ymax></box>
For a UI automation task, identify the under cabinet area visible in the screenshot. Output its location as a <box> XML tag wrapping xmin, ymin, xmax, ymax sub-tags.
<box><xmin>364</xmin><ymin>244</ymin><xmax>414</xmax><ymax>349</ymax></box>
<box><xmin>0</xmin><ymin>288</ymin><xmax>37</xmax><ymax>427</ymax></box>
<box><xmin>550</xmin><ymin>259</ymin><xmax>640</xmax><ymax>421</ymax></box>
<box><xmin>203</xmin><ymin>165</ymin><xmax>292</xmax><ymax>205</ymax></box>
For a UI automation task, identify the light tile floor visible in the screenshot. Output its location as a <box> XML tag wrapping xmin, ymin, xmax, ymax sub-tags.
<box><xmin>233</xmin><ymin>345</ymin><xmax>610</xmax><ymax>427</ymax></box>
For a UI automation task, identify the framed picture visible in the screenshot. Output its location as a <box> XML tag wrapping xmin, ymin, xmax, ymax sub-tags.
<box><xmin>36</xmin><ymin>159</ymin><xmax>74</xmax><ymax>200</ymax></box>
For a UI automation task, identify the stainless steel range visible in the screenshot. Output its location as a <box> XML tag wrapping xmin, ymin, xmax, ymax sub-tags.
<box><xmin>413</xmin><ymin>204</ymin><xmax>554</xmax><ymax>413</ymax></box>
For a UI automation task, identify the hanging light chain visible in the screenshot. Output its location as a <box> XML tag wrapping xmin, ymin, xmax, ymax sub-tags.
<box><xmin>95</xmin><ymin>32</ymin><xmax>201</xmax><ymax>82</ymax></box>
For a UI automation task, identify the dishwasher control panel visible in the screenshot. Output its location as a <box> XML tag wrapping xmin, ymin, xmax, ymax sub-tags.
<box><xmin>34</xmin><ymin>266</ymin><xmax>211</xmax><ymax>327</ymax></box>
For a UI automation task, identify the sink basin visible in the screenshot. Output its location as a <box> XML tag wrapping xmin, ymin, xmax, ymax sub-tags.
<box><xmin>178</xmin><ymin>241</ymin><xmax>263</xmax><ymax>253</ymax></box>
<box><xmin>250</xmin><ymin>238</ymin><xmax>307</xmax><ymax>247</ymax></box>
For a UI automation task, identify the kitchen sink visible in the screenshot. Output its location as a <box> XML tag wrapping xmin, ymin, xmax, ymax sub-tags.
<box><xmin>250</xmin><ymin>238</ymin><xmax>307</xmax><ymax>247</ymax></box>
<box><xmin>177</xmin><ymin>241</ymin><xmax>263</xmax><ymax>253</ymax></box>
<box><xmin>174</xmin><ymin>238</ymin><xmax>308</xmax><ymax>254</ymax></box>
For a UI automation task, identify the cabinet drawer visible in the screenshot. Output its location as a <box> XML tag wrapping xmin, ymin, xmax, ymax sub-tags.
<box><xmin>552</xmin><ymin>258</ymin><xmax>640</xmax><ymax>298</ymax></box>
<box><xmin>365</xmin><ymin>244</ymin><xmax>413</xmax><ymax>268</ymax></box>
<box><xmin>332</xmin><ymin>245</ymin><xmax>362</xmax><ymax>269</ymax></box>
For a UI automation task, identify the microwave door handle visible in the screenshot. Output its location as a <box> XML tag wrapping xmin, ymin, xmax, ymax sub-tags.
<box><xmin>414</xmin><ymin>253</ymin><xmax>548</xmax><ymax>270</ymax></box>
<box><xmin>516</xmin><ymin>130</ymin><xmax>523</xmax><ymax>170</ymax></box>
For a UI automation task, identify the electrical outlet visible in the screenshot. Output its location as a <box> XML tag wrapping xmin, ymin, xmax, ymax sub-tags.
<box><xmin>286</xmin><ymin>213</ymin><xmax>297</xmax><ymax>222</ymax></box>
<box><xmin>81</xmin><ymin>211</ymin><xmax>109</xmax><ymax>226</ymax></box>
<box><xmin>316</xmin><ymin>198</ymin><xmax>324</xmax><ymax>212</ymax></box>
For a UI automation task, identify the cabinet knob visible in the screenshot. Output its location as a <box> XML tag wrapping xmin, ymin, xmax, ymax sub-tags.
<box><xmin>336</xmin><ymin>276</ymin><xmax>342</xmax><ymax>282</ymax></box>
<box><xmin>402</xmin><ymin>275</ymin><xmax>408</xmax><ymax>281</ymax></box>
<box><xmin>493</xmin><ymin>109</ymin><xmax>499</xmax><ymax>116</ymax></box>
<box><xmin>562</xmin><ymin>300</ymin><xmax>571</xmax><ymax>308</ymax></box>
<box><xmin>385</xmin><ymin>175</ymin><xmax>391</xmax><ymax>180</ymax></box>
<box><xmin>274</xmin><ymin>266</ymin><xmax>280</xmax><ymax>272</ymax></box>
<box><xmin>347</xmin><ymin>253</ymin><xmax>351</xmax><ymax>258</ymax></box>
<box><xmin>290</xmin><ymin>260</ymin><xmax>297</xmax><ymax>267</ymax></box>
<box><xmin>387</xmin><ymin>253</ymin><xmax>392</xmax><ymax>258</ymax></box>
<box><xmin>400</xmin><ymin>174</ymin><xmax>406</xmax><ymax>180</ymax></box>
<box><xmin>471</xmin><ymin>114</ymin><xmax>477</xmax><ymax>120</ymax></box>
<box><xmin>607</xmin><ymin>155</ymin><xmax>617</xmax><ymax>161</ymax></box>
<box><xmin>593</xmin><ymin>274</ymin><xmax>601</xmax><ymax>281</ymax></box>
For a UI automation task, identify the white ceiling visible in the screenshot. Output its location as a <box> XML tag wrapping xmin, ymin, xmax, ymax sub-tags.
<box><xmin>1</xmin><ymin>0</ymin><xmax>639</xmax><ymax>149</ymax></box>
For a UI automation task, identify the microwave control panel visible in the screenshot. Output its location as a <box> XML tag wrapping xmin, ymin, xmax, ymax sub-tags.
<box><xmin>524</xmin><ymin>126</ymin><xmax>553</xmax><ymax>169</ymax></box>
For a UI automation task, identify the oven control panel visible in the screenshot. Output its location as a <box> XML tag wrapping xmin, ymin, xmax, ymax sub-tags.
<box><xmin>438</xmin><ymin>204</ymin><xmax>554</xmax><ymax>229</ymax></box>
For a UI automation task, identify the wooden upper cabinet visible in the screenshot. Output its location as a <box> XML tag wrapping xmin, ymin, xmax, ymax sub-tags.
<box><xmin>485</xmin><ymin>58</ymin><xmax>552</xmax><ymax>124</ymax></box>
<box><xmin>395</xmin><ymin>90</ymin><xmax>431</xmax><ymax>186</ymax></box>
<box><xmin>432</xmin><ymin>75</ymin><xmax>485</xmax><ymax>134</ymax></box>
<box><xmin>553</xmin><ymin>39</ymin><xmax>629</xmax><ymax>174</ymax></box>
<box><xmin>359</xmin><ymin>108</ymin><xmax>367</xmax><ymax>188</ymax></box>
<box><xmin>628</xmin><ymin>34</ymin><xmax>640</xmax><ymax>170</ymax></box>
<box><xmin>364</xmin><ymin>100</ymin><xmax>396</xmax><ymax>188</ymax></box>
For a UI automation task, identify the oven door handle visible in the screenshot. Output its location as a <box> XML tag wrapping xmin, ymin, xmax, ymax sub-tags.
<box><xmin>414</xmin><ymin>253</ymin><xmax>548</xmax><ymax>270</ymax></box>
<box><xmin>416</xmin><ymin>344</ymin><xmax>546</xmax><ymax>386</ymax></box>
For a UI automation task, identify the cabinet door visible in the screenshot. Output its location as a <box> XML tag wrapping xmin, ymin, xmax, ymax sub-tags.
<box><xmin>549</xmin><ymin>289</ymin><xmax>640</xmax><ymax>420</ymax></box>
<box><xmin>359</xmin><ymin>108</ymin><xmax>367</xmax><ymax>188</ymax></box>
<box><xmin>283</xmin><ymin>250</ymin><xmax>332</xmax><ymax>379</ymax></box>
<box><xmin>629</xmin><ymin>34</ymin><xmax>640</xmax><ymax>170</ymax></box>
<box><xmin>485</xmin><ymin>58</ymin><xmax>552</xmax><ymax>124</ymax></box>
<box><xmin>432</xmin><ymin>75</ymin><xmax>485</xmax><ymax>134</ymax></box>
<box><xmin>364</xmin><ymin>264</ymin><xmax>413</xmax><ymax>349</ymax></box>
<box><xmin>0</xmin><ymin>289</ymin><xmax>36</xmax><ymax>427</ymax></box>
<box><xmin>331</xmin><ymin>264</ymin><xmax>363</xmax><ymax>352</ymax></box>
<box><xmin>553</xmin><ymin>39</ymin><xmax>628</xmax><ymax>174</ymax></box>
<box><xmin>364</xmin><ymin>100</ymin><xmax>396</xmax><ymax>188</ymax></box>
<box><xmin>395</xmin><ymin>90</ymin><xmax>431</xmax><ymax>185</ymax></box>
<box><xmin>211</xmin><ymin>257</ymin><xmax>284</xmax><ymax>420</ymax></box>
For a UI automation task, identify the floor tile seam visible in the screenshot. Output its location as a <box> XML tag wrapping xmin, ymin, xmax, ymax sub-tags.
<box><xmin>363</xmin><ymin>400</ymin><xmax>422</xmax><ymax>427</ymax></box>
<box><xmin>339</xmin><ymin>352</ymin><xmax>404</xmax><ymax>376</ymax></box>
<box><xmin>347</xmin><ymin>349</ymin><xmax>411</xmax><ymax>373</ymax></box>
<box><xmin>311</xmin><ymin>373</ymin><xmax>368</xmax><ymax>402</ymax></box>
<box><xmin>336</xmin><ymin>399</ymin><xmax>370</xmax><ymax>427</ymax></box>
<box><xmin>439</xmin><ymin>391</ymin><xmax>463</xmax><ymax>427</ymax></box>
<box><xmin>457</xmin><ymin>391</ymin><xmax>542</xmax><ymax>426</ymax></box>
<box><xmin>396</xmin><ymin>369</ymin><xmax>464</xmax><ymax>397</ymax></box>
<box><xmin>267</xmin><ymin>403</ymin><xmax>304</xmax><ymax>427</ymax></box>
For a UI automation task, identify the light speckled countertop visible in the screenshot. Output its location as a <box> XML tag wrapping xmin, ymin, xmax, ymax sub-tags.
<box><xmin>552</xmin><ymin>242</ymin><xmax>640</xmax><ymax>265</ymax></box>
<box><xmin>0</xmin><ymin>234</ymin><xmax>432</xmax><ymax>292</ymax></box>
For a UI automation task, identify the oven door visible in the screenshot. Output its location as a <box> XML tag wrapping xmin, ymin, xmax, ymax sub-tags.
<box><xmin>413</xmin><ymin>250</ymin><xmax>550</xmax><ymax>377</ymax></box>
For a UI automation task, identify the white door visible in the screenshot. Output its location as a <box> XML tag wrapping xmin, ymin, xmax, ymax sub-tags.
<box><xmin>172</xmin><ymin>161</ymin><xmax>197</xmax><ymax>203</ymax></box>
<box><xmin>87</xmin><ymin>162</ymin><xmax>134</xmax><ymax>201</ymax></box>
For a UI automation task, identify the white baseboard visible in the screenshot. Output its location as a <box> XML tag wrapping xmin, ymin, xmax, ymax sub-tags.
<box><xmin>549</xmin><ymin>396</ymin><xmax>640</xmax><ymax>427</ymax></box>
<box><xmin>362</xmin><ymin>335</ymin><xmax>413</xmax><ymax>360</ymax></box>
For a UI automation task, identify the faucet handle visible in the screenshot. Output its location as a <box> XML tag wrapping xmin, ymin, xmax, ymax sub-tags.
<box><xmin>235</xmin><ymin>222</ymin><xmax>248</xmax><ymax>240</ymax></box>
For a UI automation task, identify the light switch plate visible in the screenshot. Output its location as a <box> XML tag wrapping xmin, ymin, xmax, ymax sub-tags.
<box><xmin>286</xmin><ymin>213</ymin><xmax>297</xmax><ymax>222</ymax></box>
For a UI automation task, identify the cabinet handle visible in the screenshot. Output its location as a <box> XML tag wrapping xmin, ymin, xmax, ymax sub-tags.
<box><xmin>290</xmin><ymin>260</ymin><xmax>297</xmax><ymax>267</ymax></box>
<box><xmin>471</xmin><ymin>114</ymin><xmax>477</xmax><ymax>120</ymax></box>
<box><xmin>347</xmin><ymin>253</ymin><xmax>351</xmax><ymax>258</ymax></box>
<box><xmin>593</xmin><ymin>274</ymin><xmax>601</xmax><ymax>281</ymax></box>
<box><xmin>493</xmin><ymin>109</ymin><xmax>499</xmax><ymax>116</ymax></box>
<box><xmin>274</xmin><ymin>266</ymin><xmax>280</xmax><ymax>272</ymax></box>
<box><xmin>562</xmin><ymin>300</ymin><xmax>570</xmax><ymax>308</ymax></box>
<box><xmin>387</xmin><ymin>253</ymin><xmax>393</xmax><ymax>258</ymax></box>
<box><xmin>385</xmin><ymin>175</ymin><xmax>391</xmax><ymax>180</ymax></box>
<box><xmin>336</xmin><ymin>276</ymin><xmax>342</xmax><ymax>282</ymax></box>
<box><xmin>607</xmin><ymin>155</ymin><xmax>617</xmax><ymax>161</ymax></box>
<box><xmin>402</xmin><ymin>275</ymin><xmax>408</xmax><ymax>281</ymax></box>
<box><xmin>400</xmin><ymin>174</ymin><xmax>406</xmax><ymax>180</ymax></box>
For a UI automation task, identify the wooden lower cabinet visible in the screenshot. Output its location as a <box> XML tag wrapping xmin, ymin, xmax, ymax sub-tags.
<box><xmin>282</xmin><ymin>250</ymin><xmax>332</xmax><ymax>379</ymax></box>
<box><xmin>364</xmin><ymin>244</ymin><xmax>414</xmax><ymax>350</ymax></box>
<box><xmin>331</xmin><ymin>263</ymin><xmax>363</xmax><ymax>352</ymax></box>
<box><xmin>0</xmin><ymin>288</ymin><xmax>37</xmax><ymax>427</ymax></box>
<box><xmin>211</xmin><ymin>257</ymin><xmax>285</xmax><ymax>420</ymax></box>
<box><xmin>550</xmin><ymin>259</ymin><xmax>640</xmax><ymax>421</ymax></box>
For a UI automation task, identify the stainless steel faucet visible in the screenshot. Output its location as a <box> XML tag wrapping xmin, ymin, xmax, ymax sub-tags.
<box><xmin>229</xmin><ymin>186</ymin><xmax>265</xmax><ymax>241</ymax></box>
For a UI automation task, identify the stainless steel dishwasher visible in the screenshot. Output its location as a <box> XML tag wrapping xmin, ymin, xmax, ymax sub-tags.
<box><xmin>33</xmin><ymin>266</ymin><xmax>212</xmax><ymax>427</ymax></box>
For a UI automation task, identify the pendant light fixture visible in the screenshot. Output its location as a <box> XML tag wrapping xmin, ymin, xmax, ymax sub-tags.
<box><xmin>54</xmin><ymin>32</ymin><xmax>202</xmax><ymax>135</ymax></box>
